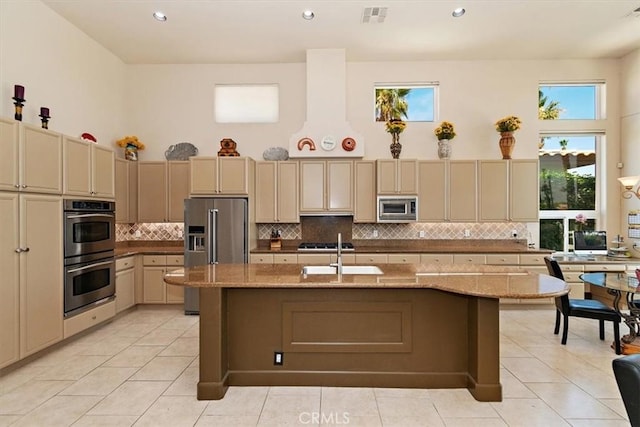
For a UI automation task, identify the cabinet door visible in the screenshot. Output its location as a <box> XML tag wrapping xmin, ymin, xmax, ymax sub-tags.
<box><xmin>115</xmin><ymin>158</ymin><xmax>129</xmax><ymax>223</ymax></box>
<box><xmin>479</xmin><ymin>160</ymin><xmax>508</xmax><ymax>221</ymax></box>
<box><xmin>278</xmin><ymin>162</ymin><xmax>299</xmax><ymax>222</ymax></box>
<box><xmin>92</xmin><ymin>145</ymin><xmax>115</xmax><ymax>198</ymax></box>
<box><xmin>63</xmin><ymin>136</ymin><xmax>92</xmax><ymax>196</ymax></box>
<box><xmin>510</xmin><ymin>159</ymin><xmax>539</xmax><ymax>221</ymax></box>
<box><xmin>0</xmin><ymin>193</ymin><xmax>19</xmax><ymax>368</ymax></box>
<box><xmin>168</xmin><ymin>161</ymin><xmax>190</xmax><ymax>222</ymax></box>
<box><xmin>300</xmin><ymin>161</ymin><xmax>326</xmax><ymax>212</ymax></box>
<box><xmin>21</xmin><ymin>124</ymin><xmax>62</xmax><ymax>194</ymax></box>
<box><xmin>398</xmin><ymin>160</ymin><xmax>417</xmax><ymax>194</ymax></box>
<box><xmin>255</xmin><ymin>162</ymin><xmax>277</xmax><ymax>222</ymax></box>
<box><xmin>376</xmin><ymin>160</ymin><xmax>397</xmax><ymax>194</ymax></box>
<box><xmin>449</xmin><ymin>161</ymin><xmax>477</xmax><ymax>222</ymax></box>
<box><xmin>190</xmin><ymin>157</ymin><xmax>218</xmax><ymax>195</ymax></box>
<box><xmin>138</xmin><ymin>162</ymin><xmax>167</xmax><ymax>222</ymax></box>
<box><xmin>115</xmin><ymin>268</ymin><xmax>135</xmax><ymax>313</ymax></box>
<box><xmin>418</xmin><ymin>161</ymin><xmax>446</xmax><ymax>222</ymax></box>
<box><xmin>143</xmin><ymin>267</ymin><xmax>166</xmax><ymax>303</ymax></box>
<box><xmin>0</xmin><ymin>117</ymin><xmax>19</xmax><ymax>191</ymax></box>
<box><xmin>354</xmin><ymin>161</ymin><xmax>376</xmax><ymax>223</ymax></box>
<box><xmin>20</xmin><ymin>194</ymin><xmax>63</xmax><ymax>357</ymax></box>
<box><xmin>218</xmin><ymin>157</ymin><xmax>249</xmax><ymax>194</ymax></box>
<box><xmin>327</xmin><ymin>160</ymin><xmax>353</xmax><ymax>212</ymax></box>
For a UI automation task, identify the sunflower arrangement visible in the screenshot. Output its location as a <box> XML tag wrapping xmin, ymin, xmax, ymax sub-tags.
<box><xmin>434</xmin><ymin>121</ymin><xmax>456</xmax><ymax>140</ymax></box>
<box><xmin>495</xmin><ymin>116</ymin><xmax>522</xmax><ymax>133</ymax></box>
<box><xmin>385</xmin><ymin>119</ymin><xmax>407</xmax><ymax>134</ymax></box>
<box><xmin>116</xmin><ymin>135</ymin><xmax>145</xmax><ymax>150</ymax></box>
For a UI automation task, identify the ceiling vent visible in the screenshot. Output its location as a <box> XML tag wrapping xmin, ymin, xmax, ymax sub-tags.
<box><xmin>362</xmin><ymin>7</ymin><xmax>387</xmax><ymax>24</ymax></box>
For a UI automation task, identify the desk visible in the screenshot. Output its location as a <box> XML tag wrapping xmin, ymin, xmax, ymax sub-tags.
<box><xmin>580</xmin><ymin>272</ymin><xmax>640</xmax><ymax>354</ymax></box>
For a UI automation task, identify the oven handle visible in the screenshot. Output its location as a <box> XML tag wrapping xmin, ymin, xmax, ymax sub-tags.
<box><xmin>66</xmin><ymin>213</ymin><xmax>114</xmax><ymax>219</ymax></box>
<box><xmin>67</xmin><ymin>260</ymin><xmax>114</xmax><ymax>273</ymax></box>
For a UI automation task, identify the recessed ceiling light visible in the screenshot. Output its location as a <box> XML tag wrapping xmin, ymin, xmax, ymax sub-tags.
<box><xmin>452</xmin><ymin>7</ymin><xmax>465</xmax><ymax>17</ymax></box>
<box><xmin>153</xmin><ymin>11</ymin><xmax>167</xmax><ymax>22</ymax></box>
<box><xmin>302</xmin><ymin>10</ymin><xmax>315</xmax><ymax>20</ymax></box>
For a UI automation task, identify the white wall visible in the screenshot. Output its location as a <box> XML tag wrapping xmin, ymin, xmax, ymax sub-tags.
<box><xmin>0</xmin><ymin>1</ymin><xmax>126</xmax><ymax>148</ymax></box>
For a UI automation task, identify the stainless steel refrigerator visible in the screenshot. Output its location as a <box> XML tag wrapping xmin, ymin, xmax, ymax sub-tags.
<box><xmin>183</xmin><ymin>198</ymin><xmax>248</xmax><ymax>314</ymax></box>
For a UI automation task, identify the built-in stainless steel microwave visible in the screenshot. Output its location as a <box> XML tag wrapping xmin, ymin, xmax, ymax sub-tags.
<box><xmin>377</xmin><ymin>196</ymin><xmax>417</xmax><ymax>222</ymax></box>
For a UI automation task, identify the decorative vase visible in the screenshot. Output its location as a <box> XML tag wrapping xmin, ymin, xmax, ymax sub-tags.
<box><xmin>498</xmin><ymin>131</ymin><xmax>516</xmax><ymax>159</ymax></box>
<box><xmin>124</xmin><ymin>143</ymin><xmax>138</xmax><ymax>161</ymax></box>
<box><xmin>437</xmin><ymin>139</ymin><xmax>451</xmax><ymax>159</ymax></box>
<box><xmin>390</xmin><ymin>133</ymin><xmax>402</xmax><ymax>159</ymax></box>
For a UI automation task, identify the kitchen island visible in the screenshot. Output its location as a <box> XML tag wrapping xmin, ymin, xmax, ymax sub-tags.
<box><xmin>164</xmin><ymin>263</ymin><xmax>568</xmax><ymax>402</ymax></box>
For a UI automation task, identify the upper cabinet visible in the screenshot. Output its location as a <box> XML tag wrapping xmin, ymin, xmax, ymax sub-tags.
<box><xmin>115</xmin><ymin>159</ymin><xmax>138</xmax><ymax>223</ymax></box>
<box><xmin>299</xmin><ymin>160</ymin><xmax>353</xmax><ymax>214</ymax></box>
<box><xmin>0</xmin><ymin>118</ymin><xmax>62</xmax><ymax>194</ymax></box>
<box><xmin>63</xmin><ymin>136</ymin><xmax>115</xmax><ymax>199</ymax></box>
<box><xmin>417</xmin><ymin>161</ymin><xmax>447</xmax><ymax>222</ymax></box>
<box><xmin>509</xmin><ymin>159</ymin><xmax>539</xmax><ymax>222</ymax></box>
<box><xmin>138</xmin><ymin>161</ymin><xmax>190</xmax><ymax>222</ymax></box>
<box><xmin>478</xmin><ymin>160</ymin><xmax>509</xmax><ymax>222</ymax></box>
<box><xmin>190</xmin><ymin>157</ymin><xmax>254</xmax><ymax>196</ymax></box>
<box><xmin>255</xmin><ymin>161</ymin><xmax>299</xmax><ymax>223</ymax></box>
<box><xmin>448</xmin><ymin>161</ymin><xmax>478</xmax><ymax>222</ymax></box>
<box><xmin>377</xmin><ymin>159</ymin><xmax>417</xmax><ymax>195</ymax></box>
<box><xmin>354</xmin><ymin>161</ymin><xmax>377</xmax><ymax>223</ymax></box>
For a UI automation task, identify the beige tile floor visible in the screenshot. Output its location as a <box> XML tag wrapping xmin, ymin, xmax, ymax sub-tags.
<box><xmin>0</xmin><ymin>305</ymin><xmax>631</xmax><ymax>426</ymax></box>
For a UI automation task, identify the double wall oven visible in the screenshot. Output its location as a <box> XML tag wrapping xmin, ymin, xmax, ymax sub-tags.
<box><xmin>63</xmin><ymin>200</ymin><xmax>116</xmax><ymax>318</ymax></box>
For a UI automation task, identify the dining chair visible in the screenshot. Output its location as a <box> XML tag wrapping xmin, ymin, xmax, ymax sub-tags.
<box><xmin>613</xmin><ymin>354</ymin><xmax>640</xmax><ymax>427</ymax></box>
<box><xmin>544</xmin><ymin>257</ymin><xmax>621</xmax><ymax>354</ymax></box>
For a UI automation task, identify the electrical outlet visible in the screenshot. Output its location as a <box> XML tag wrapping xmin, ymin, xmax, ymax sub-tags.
<box><xmin>463</xmin><ymin>229</ymin><xmax>471</xmax><ymax>238</ymax></box>
<box><xmin>274</xmin><ymin>351</ymin><xmax>283</xmax><ymax>365</ymax></box>
<box><xmin>134</xmin><ymin>230</ymin><xmax>141</xmax><ymax>238</ymax></box>
<box><xmin>419</xmin><ymin>230</ymin><xmax>425</xmax><ymax>238</ymax></box>
<box><xmin>373</xmin><ymin>229</ymin><xmax>378</xmax><ymax>238</ymax></box>
<box><xmin>511</xmin><ymin>229</ymin><xmax>518</xmax><ymax>238</ymax></box>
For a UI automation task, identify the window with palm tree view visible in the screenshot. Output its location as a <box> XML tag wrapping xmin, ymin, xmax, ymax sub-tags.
<box><xmin>374</xmin><ymin>85</ymin><xmax>436</xmax><ymax>122</ymax></box>
<box><xmin>538</xmin><ymin>83</ymin><xmax>604</xmax><ymax>252</ymax></box>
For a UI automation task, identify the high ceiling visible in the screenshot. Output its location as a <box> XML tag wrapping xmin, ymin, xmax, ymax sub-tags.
<box><xmin>42</xmin><ymin>0</ymin><xmax>640</xmax><ymax>64</ymax></box>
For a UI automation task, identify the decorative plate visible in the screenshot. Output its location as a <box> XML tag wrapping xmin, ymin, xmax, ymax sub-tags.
<box><xmin>341</xmin><ymin>137</ymin><xmax>356</xmax><ymax>152</ymax></box>
<box><xmin>321</xmin><ymin>135</ymin><xmax>337</xmax><ymax>151</ymax></box>
<box><xmin>165</xmin><ymin>142</ymin><xmax>198</xmax><ymax>160</ymax></box>
<box><xmin>80</xmin><ymin>132</ymin><xmax>97</xmax><ymax>143</ymax></box>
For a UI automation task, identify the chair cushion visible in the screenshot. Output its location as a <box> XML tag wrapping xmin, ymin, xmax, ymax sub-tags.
<box><xmin>569</xmin><ymin>299</ymin><xmax>620</xmax><ymax>321</ymax></box>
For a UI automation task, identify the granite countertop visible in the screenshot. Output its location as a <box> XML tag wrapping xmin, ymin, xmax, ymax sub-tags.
<box><xmin>551</xmin><ymin>254</ymin><xmax>640</xmax><ymax>264</ymax></box>
<box><xmin>164</xmin><ymin>263</ymin><xmax>568</xmax><ymax>300</ymax></box>
<box><xmin>115</xmin><ymin>241</ymin><xmax>183</xmax><ymax>258</ymax></box>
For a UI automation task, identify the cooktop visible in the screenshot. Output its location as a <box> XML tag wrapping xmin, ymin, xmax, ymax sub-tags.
<box><xmin>298</xmin><ymin>242</ymin><xmax>355</xmax><ymax>251</ymax></box>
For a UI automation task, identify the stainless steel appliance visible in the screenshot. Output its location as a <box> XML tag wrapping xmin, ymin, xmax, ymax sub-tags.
<box><xmin>63</xmin><ymin>199</ymin><xmax>115</xmax><ymax>317</ymax></box>
<box><xmin>184</xmin><ymin>198</ymin><xmax>248</xmax><ymax>314</ymax></box>
<box><xmin>377</xmin><ymin>196</ymin><xmax>417</xmax><ymax>222</ymax></box>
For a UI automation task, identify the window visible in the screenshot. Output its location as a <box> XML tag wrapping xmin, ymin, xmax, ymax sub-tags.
<box><xmin>374</xmin><ymin>84</ymin><xmax>437</xmax><ymax>122</ymax></box>
<box><xmin>539</xmin><ymin>83</ymin><xmax>605</xmax><ymax>120</ymax></box>
<box><xmin>214</xmin><ymin>84</ymin><xmax>279</xmax><ymax>123</ymax></box>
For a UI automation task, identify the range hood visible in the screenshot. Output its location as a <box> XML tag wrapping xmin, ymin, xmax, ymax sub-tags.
<box><xmin>289</xmin><ymin>49</ymin><xmax>364</xmax><ymax>158</ymax></box>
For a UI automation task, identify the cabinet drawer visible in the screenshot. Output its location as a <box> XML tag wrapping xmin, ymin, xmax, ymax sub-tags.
<box><xmin>453</xmin><ymin>254</ymin><xmax>486</xmax><ymax>265</ymax></box>
<box><xmin>273</xmin><ymin>254</ymin><xmax>298</xmax><ymax>264</ymax></box>
<box><xmin>519</xmin><ymin>254</ymin><xmax>547</xmax><ymax>265</ymax></box>
<box><xmin>568</xmin><ymin>282</ymin><xmax>585</xmax><ymax>298</ymax></box>
<box><xmin>166</xmin><ymin>255</ymin><xmax>184</xmax><ymax>266</ymax></box>
<box><xmin>331</xmin><ymin>253</ymin><xmax>356</xmax><ymax>264</ymax></box>
<box><xmin>559</xmin><ymin>264</ymin><xmax>584</xmax><ymax>272</ymax></box>
<box><xmin>143</xmin><ymin>255</ymin><xmax>166</xmax><ymax>266</ymax></box>
<box><xmin>355</xmin><ymin>254</ymin><xmax>388</xmax><ymax>264</ymax></box>
<box><xmin>388</xmin><ymin>254</ymin><xmax>420</xmax><ymax>264</ymax></box>
<box><xmin>250</xmin><ymin>254</ymin><xmax>274</xmax><ymax>264</ymax></box>
<box><xmin>584</xmin><ymin>264</ymin><xmax>625</xmax><ymax>272</ymax></box>
<box><xmin>297</xmin><ymin>254</ymin><xmax>331</xmax><ymax>265</ymax></box>
<box><xmin>486</xmin><ymin>254</ymin><xmax>519</xmax><ymax>265</ymax></box>
<box><xmin>116</xmin><ymin>256</ymin><xmax>135</xmax><ymax>271</ymax></box>
<box><xmin>563</xmin><ymin>272</ymin><xmax>584</xmax><ymax>283</ymax></box>
<box><xmin>63</xmin><ymin>301</ymin><xmax>116</xmax><ymax>339</ymax></box>
<box><xmin>420</xmin><ymin>254</ymin><xmax>454</xmax><ymax>264</ymax></box>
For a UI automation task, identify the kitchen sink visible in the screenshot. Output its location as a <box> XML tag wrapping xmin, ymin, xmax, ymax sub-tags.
<box><xmin>301</xmin><ymin>265</ymin><xmax>383</xmax><ymax>276</ymax></box>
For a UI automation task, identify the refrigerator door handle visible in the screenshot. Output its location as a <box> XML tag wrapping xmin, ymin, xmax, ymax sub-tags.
<box><xmin>208</xmin><ymin>208</ymin><xmax>219</xmax><ymax>264</ymax></box>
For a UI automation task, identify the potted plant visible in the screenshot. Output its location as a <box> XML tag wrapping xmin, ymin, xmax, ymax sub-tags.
<box><xmin>494</xmin><ymin>116</ymin><xmax>521</xmax><ymax>159</ymax></box>
<box><xmin>385</xmin><ymin>119</ymin><xmax>406</xmax><ymax>159</ymax></box>
<box><xmin>434</xmin><ymin>121</ymin><xmax>456</xmax><ymax>159</ymax></box>
<box><xmin>116</xmin><ymin>135</ymin><xmax>145</xmax><ymax>161</ymax></box>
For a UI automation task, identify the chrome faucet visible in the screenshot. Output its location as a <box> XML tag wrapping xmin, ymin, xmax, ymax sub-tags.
<box><xmin>330</xmin><ymin>232</ymin><xmax>343</xmax><ymax>277</ymax></box>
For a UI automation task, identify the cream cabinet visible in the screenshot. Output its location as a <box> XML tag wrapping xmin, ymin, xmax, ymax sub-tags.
<box><xmin>63</xmin><ymin>300</ymin><xmax>115</xmax><ymax>339</ymax></box>
<box><xmin>388</xmin><ymin>254</ymin><xmax>420</xmax><ymax>264</ymax></box>
<box><xmin>354</xmin><ymin>161</ymin><xmax>377</xmax><ymax>223</ymax></box>
<box><xmin>510</xmin><ymin>159</ymin><xmax>539</xmax><ymax>222</ymax></box>
<box><xmin>190</xmin><ymin>157</ymin><xmax>253</xmax><ymax>195</ymax></box>
<box><xmin>142</xmin><ymin>255</ymin><xmax>184</xmax><ymax>304</ymax></box>
<box><xmin>115</xmin><ymin>158</ymin><xmax>138</xmax><ymax>223</ymax></box>
<box><xmin>453</xmin><ymin>254</ymin><xmax>486</xmax><ymax>265</ymax></box>
<box><xmin>115</xmin><ymin>256</ymin><xmax>136</xmax><ymax>313</ymax></box>
<box><xmin>0</xmin><ymin>193</ymin><xmax>19</xmax><ymax>368</ymax></box>
<box><xmin>138</xmin><ymin>161</ymin><xmax>189</xmax><ymax>222</ymax></box>
<box><xmin>417</xmin><ymin>160</ymin><xmax>447</xmax><ymax>222</ymax></box>
<box><xmin>448</xmin><ymin>161</ymin><xmax>477</xmax><ymax>222</ymax></box>
<box><xmin>420</xmin><ymin>254</ymin><xmax>454</xmax><ymax>264</ymax></box>
<box><xmin>299</xmin><ymin>160</ymin><xmax>353</xmax><ymax>214</ymax></box>
<box><xmin>355</xmin><ymin>253</ymin><xmax>388</xmax><ymax>264</ymax></box>
<box><xmin>479</xmin><ymin>160</ymin><xmax>509</xmax><ymax>222</ymax></box>
<box><xmin>250</xmin><ymin>253</ymin><xmax>275</xmax><ymax>264</ymax></box>
<box><xmin>255</xmin><ymin>161</ymin><xmax>299</xmax><ymax>223</ymax></box>
<box><xmin>377</xmin><ymin>159</ymin><xmax>417</xmax><ymax>195</ymax></box>
<box><xmin>0</xmin><ymin>119</ymin><xmax>62</xmax><ymax>194</ymax></box>
<box><xmin>63</xmin><ymin>136</ymin><xmax>115</xmax><ymax>198</ymax></box>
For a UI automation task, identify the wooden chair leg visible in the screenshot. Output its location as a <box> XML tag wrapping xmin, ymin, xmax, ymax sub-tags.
<box><xmin>599</xmin><ymin>320</ymin><xmax>605</xmax><ymax>340</ymax></box>
<box><xmin>561</xmin><ymin>314</ymin><xmax>569</xmax><ymax>345</ymax></box>
<box><xmin>614</xmin><ymin>322</ymin><xmax>621</xmax><ymax>355</ymax></box>
<box><xmin>554</xmin><ymin>310</ymin><xmax>561</xmax><ymax>335</ymax></box>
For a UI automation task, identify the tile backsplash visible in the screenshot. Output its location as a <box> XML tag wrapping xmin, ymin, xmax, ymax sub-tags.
<box><xmin>116</xmin><ymin>223</ymin><xmax>184</xmax><ymax>242</ymax></box>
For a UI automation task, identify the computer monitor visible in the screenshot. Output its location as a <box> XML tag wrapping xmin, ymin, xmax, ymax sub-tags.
<box><xmin>573</xmin><ymin>230</ymin><xmax>608</xmax><ymax>256</ymax></box>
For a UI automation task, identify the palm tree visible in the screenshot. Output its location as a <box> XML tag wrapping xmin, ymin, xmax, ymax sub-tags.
<box><xmin>538</xmin><ymin>90</ymin><xmax>561</xmax><ymax>120</ymax></box>
<box><xmin>376</xmin><ymin>88</ymin><xmax>411</xmax><ymax>122</ymax></box>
